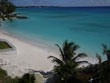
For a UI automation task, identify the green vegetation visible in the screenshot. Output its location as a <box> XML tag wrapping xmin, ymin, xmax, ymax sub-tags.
<box><xmin>48</xmin><ymin>40</ymin><xmax>88</xmax><ymax>83</ymax></box>
<box><xmin>102</xmin><ymin>44</ymin><xmax>110</xmax><ymax>61</ymax></box>
<box><xmin>0</xmin><ymin>0</ymin><xmax>27</xmax><ymax>26</ymax></box>
<box><xmin>0</xmin><ymin>40</ymin><xmax>110</xmax><ymax>83</ymax></box>
<box><xmin>0</xmin><ymin>0</ymin><xmax>110</xmax><ymax>83</ymax></box>
<box><xmin>0</xmin><ymin>68</ymin><xmax>35</xmax><ymax>83</ymax></box>
<box><xmin>0</xmin><ymin>68</ymin><xmax>12</xmax><ymax>83</ymax></box>
<box><xmin>47</xmin><ymin>41</ymin><xmax>110</xmax><ymax>83</ymax></box>
<box><xmin>0</xmin><ymin>0</ymin><xmax>16</xmax><ymax>27</ymax></box>
<box><xmin>0</xmin><ymin>68</ymin><xmax>19</xmax><ymax>83</ymax></box>
<box><xmin>0</xmin><ymin>41</ymin><xmax>12</xmax><ymax>49</ymax></box>
<box><xmin>18</xmin><ymin>73</ymin><xmax>35</xmax><ymax>83</ymax></box>
<box><xmin>96</xmin><ymin>44</ymin><xmax>110</xmax><ymax>83</ymax></box>
<box><xmin>0</xmin><ymin>0</ymin><xmax>16</xmax><ymax>21</ymax></box>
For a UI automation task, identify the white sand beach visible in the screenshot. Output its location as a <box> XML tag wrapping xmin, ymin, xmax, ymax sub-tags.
<box><xmin>0</xmin><ymin>30</ymin><xmax>59</xmax><ymax>77</ymax></box>
<box><xmin>0</xmin><ymin>30</ymin><xmax>98</xmax><ymax>77</ymax></box>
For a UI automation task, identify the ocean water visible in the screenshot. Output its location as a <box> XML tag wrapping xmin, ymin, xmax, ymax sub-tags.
<box><xmin>1</xmin><ymin>7</ymin><xmax>110</xmax><ymax>59</ymax></box>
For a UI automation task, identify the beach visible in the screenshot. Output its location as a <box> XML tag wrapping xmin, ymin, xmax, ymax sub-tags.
<box><xmin>0</xmin><ymin>30</ymin><xmax>59</xmax><ymax>77</ymax></box>
<box><xmin>0</xmin><ymin>30</ymin><xmax>98</xmax><ymax>77</ymax></box>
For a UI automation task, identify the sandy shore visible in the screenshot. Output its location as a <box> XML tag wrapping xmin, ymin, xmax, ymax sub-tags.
<box><xmin>0</xmin><ymin>30</ymin><xmax>98</xmax><ymax>77</ymax></box>
<box><xmin>0</xmin><ymin>30</ymin><xmax>60</xmax><ymax>77</ymax></box>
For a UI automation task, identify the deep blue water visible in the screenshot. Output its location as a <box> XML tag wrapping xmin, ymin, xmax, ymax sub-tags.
<box><xmin>1</xmin><ymin>7</ymin><xmax>110</xmax><ymax>59</ymax></box>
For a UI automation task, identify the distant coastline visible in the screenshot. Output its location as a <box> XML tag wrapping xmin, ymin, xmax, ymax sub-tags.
<box><xmin>16</xmin><ymin>6</ymin><xmax>110</xmax><ymax>8</ymax></box>
<box><xmin>17</xmin><ymin>6</ymin><xmax>60</xmax><ymax>8</ymax></box>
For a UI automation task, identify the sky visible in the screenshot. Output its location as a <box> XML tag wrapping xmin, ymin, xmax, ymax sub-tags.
<box><xmin>9</xmin><ymin>0</ymin><xmax>110</xmax><ymax>7</ymax></box>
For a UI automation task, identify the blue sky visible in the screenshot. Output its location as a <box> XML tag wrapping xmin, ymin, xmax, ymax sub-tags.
<box><xmin>9</xmin><ymin>0</ymin><xmax>110</xmax><ymax>6</ymax></box>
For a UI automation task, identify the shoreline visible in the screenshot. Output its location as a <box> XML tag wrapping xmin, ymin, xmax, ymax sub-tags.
<box><xmin>0</xmin><ymin>29</ymin><xmax>58</xmax><ymax>54</ymax></box>
<box><xmin>0</xmin><ymin>30</ymin><xmax>98</xmax><ymax>77</ymax></box>
<box><xmin>0</xmin><ymin>30</ymin><xmax>59</xmax><ymax>77</ymax></box>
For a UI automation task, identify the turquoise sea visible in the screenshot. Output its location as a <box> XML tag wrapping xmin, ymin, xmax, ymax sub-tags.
<box><xmin>1</xmin><ymin>7</ymin><xmax>110</xmax><ymax>59</ymax></box>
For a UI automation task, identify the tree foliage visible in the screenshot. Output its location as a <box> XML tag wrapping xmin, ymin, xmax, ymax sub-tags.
<box><xmin>102</xmin><ymin>44</ymin><xmax>110</xmax><ymax>61</ymax></box>
<box><xmin>18</xmin><ymin>73</ymin><xmax>35</xmax><ymax>83</ymax></box>
<box><xmin>0</xmin><ymin>0</ymin><xmax>16</xmax><ymax>21</ymax></box>
<box><xmin>48</xmin><ymin>40</ymin><xmax>88</xmax><ymax>83</ymax></box>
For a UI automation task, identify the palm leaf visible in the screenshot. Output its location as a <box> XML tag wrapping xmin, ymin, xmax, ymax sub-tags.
<box><xmin>102</xmin><ymin>44</ymin><xmax>107</xmax><ymax>49</ymax></box>
<box><xmin>96</xmin><ymin>53</ymin><xmax>102</xmax><ymax>64</ymax></box>
<box><xmin>64</xmin><ymin>40</ymin><xmax>68</xmax><ymax>47</ymax></box>
<box><xmin>102</xmin><ymin>44</ymin><xmax>107</xmax><ymax>55</ymax></box>
<box><xmin>77</xmin><ymin>61</ymin><xmax>89</xmax><ymax>65</ymax></box>
<box><xmin>68</xmin><ymin>42</ymin><xmax>74</xmax><ymax>47</ymax></box>
<box><xmin>48</xmin><ymin>56</ymin><xmax>63</xmax><ymax>65</ymax></box>
<box><xmin>72</xmin><ymin>45</ymin><xmax>79</xmax><ymax>52</ymax></box>
<box><xmin>56</xmin><ymin>44</ymin><xmax>65</xmax><ymax>61</ymax></box>
<box><xmin>73</xmin><ymin>53</ymin><xmax>88</xmax><ymax>61</ymax></box>
<box><xmin>63</xmin><ymin>40</ymin><xmax>68</xmax><ymax>52</ymax></box>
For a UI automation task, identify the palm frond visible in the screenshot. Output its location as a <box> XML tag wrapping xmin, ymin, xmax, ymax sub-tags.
<box><xmin>64</xmin><ymin>40</ymin><xmax>68</xmax><ymax>46</ymax></box>
<box><xmin>72</xmin><ymin>45</ymin><xmax>79</xmax><ymax>52</ymax></box>
<box><xmin>77</xmin><ymin>61</ymin><xmax>89</xmax><ymax>65</ymax></box>
<box><xmin>63</xmin><ymin>40</ymin><xmax>68</xmax><ymax>48</ymax></box>
<box><xmin>64</xmin><ymin>40</ymin><xmax>79</xmax><ymax>52</ymax></box>
<box><xmin>56</xmin><ymin>44</ymin><xmax>65</xmax><ymax>60</ymax></box>
<box><xmin>96</xmin><ymin>53</ymin><xmax>102</xmax><ymax>64</ymax></box>
<box><xmin>102</xmin><ymin>44</ymin><xmax>107</xmax><ymax>55</ymax></box>
<box><xmin>68</xmin><ymin>42</ymin><xmax>74</xmax><ymax>48</ymax></box>
<box><xmin>73</xmin><ymin>53</ymin><xmax>88</xmax><ymax>61</ymax></box>
<box><xmin>102</xmin><ymin>44</ymin><xmax>107</xmax><ymax>50</ymax></box>
<box><xmin>48</xmin><ymin>56</ymin><xmax>63</xmax><ymax>65</ymax></box>
<box><xmin>63</xmin><ymin>40</ymin><xmax>68</xmax><ymax>52</ymax></box>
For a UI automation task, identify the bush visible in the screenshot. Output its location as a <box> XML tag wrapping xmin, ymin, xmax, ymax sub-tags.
<box><xmin>101</xmin><ymin>61</ymin><xmax>110</xmax><ymax>83</ymax></box>
<box><xmin>0</xmin><ymin>68</ymin><xmax>35</xmax><ymax>83</ymax></box>
<box><xmin>46</xmin><ymin>74</ymin><xmax>61</xmax><ymax>83</ymax></box>
<box><xmin>0</xmin><ymin>68</ymin><xmax>14</xmax><ymax>83</ymax></box>
<box><xmin>18</xmin><ymin>73</ymin><xmax>35</xmax><ymax>83</ymax></box>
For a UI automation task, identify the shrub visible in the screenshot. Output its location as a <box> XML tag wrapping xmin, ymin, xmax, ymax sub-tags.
<box><xmin>18</xmin><ymin>73</ymin><xmax>35</xmax><ymax>83</ymax></box>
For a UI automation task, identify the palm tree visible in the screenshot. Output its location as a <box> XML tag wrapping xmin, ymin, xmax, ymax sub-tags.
<box><xmin>96</xmin><ymin>44</ymin><xmax>110</xmax><ymax>83</ymax></box>
<box><xmin>48</xmin><ymin>40</ymin><xmax>88</xmax><ymax>83</ymax></box>
<box><xmin>102</xmin><ymin>44</ymin><xmax>110</xmax><ymax>61</ymax></box>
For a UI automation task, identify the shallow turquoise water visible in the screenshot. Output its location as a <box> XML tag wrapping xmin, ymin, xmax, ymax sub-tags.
<box><xmin>1</xmin><ymin>7</ymin><xmax>110</xmax><ymax>59</ymax></box>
